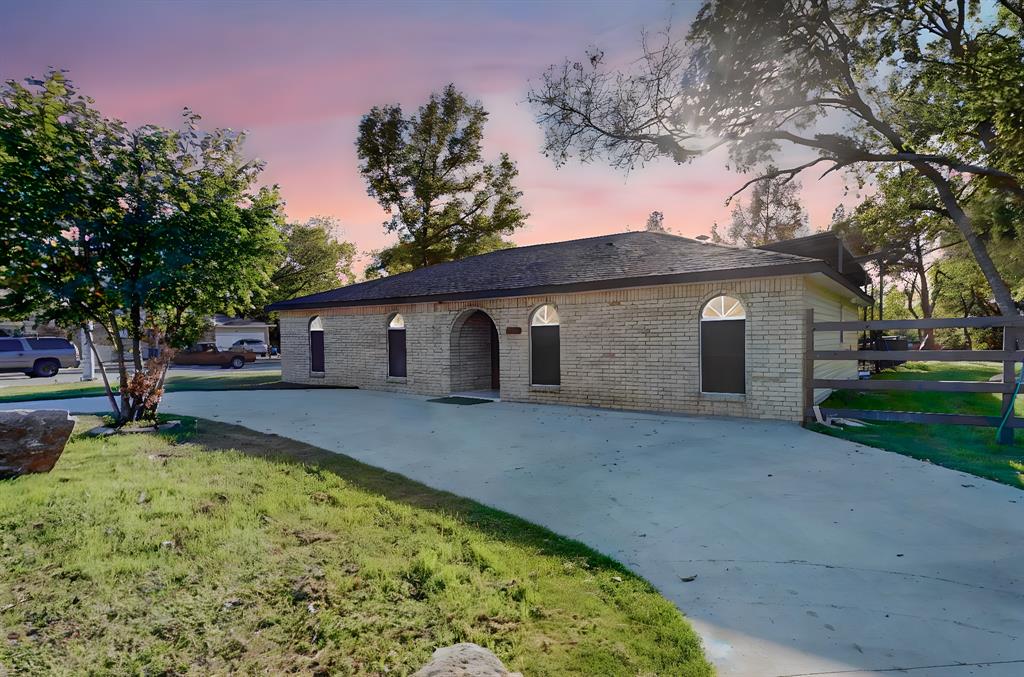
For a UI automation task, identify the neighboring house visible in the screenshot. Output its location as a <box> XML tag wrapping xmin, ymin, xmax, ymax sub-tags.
<box><xmin>204</xmin><ymin>315</ymin><xmax>272</xmax><ymax>351</ymax></box>
<box><xmin>0</xmin><ymin>317</ymin><xmax>65</xmax><ymax>339</ymax></box>
<box><xmin>267</xmin><ymin>231</ymin><xmax>871</xmax><ymax>421</ymax></box>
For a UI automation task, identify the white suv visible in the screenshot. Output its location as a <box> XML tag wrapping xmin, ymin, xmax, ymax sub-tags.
<box><xmin>0</xmin><ymin>337</ymin><xmax>81</xmax><ymax>377</ymax></box>
<box><xmin>231</xmin><ymin>338</ymin><xmax>269</xmax><ymax>357</ymax></box>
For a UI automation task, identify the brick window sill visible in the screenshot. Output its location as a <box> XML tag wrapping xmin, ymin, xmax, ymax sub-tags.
<box><xmin>309</xmin><ymin>371</ymin><xmax>325</xmax><ymax>379</ymax></box>
<box><xmin>700</xmin><ymin>392</ymin><xmax>745</xmax><ymax>402</ymax></box>
<box><xmin>530</xmin><ymin>384</ymin><xmax>561</xmax><ymax>393</ymax></box>
<box><xmin>386</xmin><ymin>376</ymin><xmax>408</xmax><ymax>383</ymax></box>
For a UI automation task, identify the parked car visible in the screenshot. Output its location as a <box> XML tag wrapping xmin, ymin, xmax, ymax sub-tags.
<box><xmin>172</xmin><ymin>343</ymin><xmax>256</xmax><ymax>369</ymax></box>
<box><xmin>231</xmin><ymin>338</ymin><xmax>269</xmax><ymax>357</ymax></box>
<box><xmin>0</xmin><ymin>336</ymin><xmax>80</xmax><ymax>377</ymax></box>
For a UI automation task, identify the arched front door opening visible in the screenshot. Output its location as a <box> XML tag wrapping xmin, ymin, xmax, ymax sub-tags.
<box><xmin>450</xmin><ymin>309</ymin><xmax>500</xmax><ymax>397</ymax></box>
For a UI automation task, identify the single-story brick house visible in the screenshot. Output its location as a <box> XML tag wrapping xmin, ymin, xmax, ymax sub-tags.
<box><xmin>268</xmin><ymin>231</ymin><xmax>871</xmax><ymax>421</ymax></box>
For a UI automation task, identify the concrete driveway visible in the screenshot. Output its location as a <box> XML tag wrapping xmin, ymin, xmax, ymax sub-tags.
<box><xmin>4</xmin><ymin>389</ymin><xmax>1023</xmax><ymax>676</ymax></box>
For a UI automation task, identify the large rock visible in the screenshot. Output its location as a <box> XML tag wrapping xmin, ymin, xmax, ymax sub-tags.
<box><xmin>413</xmin><ymin>644</ymin><xmax>522</xmax><ymax>677</ymax></box>
<box><xmin>0</xmin><ymin>409</ymin><xmax>75</xmax><ymax>479</ymax></box>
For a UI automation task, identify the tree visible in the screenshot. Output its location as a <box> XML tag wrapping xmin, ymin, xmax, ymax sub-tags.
<box><xmin>364</xmin><ymin>232</ymin><xmax>514</xmax><ymax>279</ymax></box>
<box><xmin>356</xmin><ymin>84</ymin><xmax>527</xmax><ymax>272</ymax></box>
<box><xmin>267</xmin><ymin>216</ymin><xmax>355</xmax><ymax>308</ymax></box>
<box><xmin>645</xmin><ymin>211</ymin><xmax>666</xmax><ymax>232</ymax></box>
<box><xmin>0</xmin><ymin>71</ymin><xmax>282</xmax><ymax>425</ymax></box>
<box><xmin>932</xmin><ymin>247</ymin><xmax>1003</xmax><ymax>348</ymax></box>
<box><xmin>712</xmin><ymin>167</ymin><xmax>807</xmax><ymax>246</ymax></box>
<box><xmin>529</xmin><ymin>1</ymin><xmax>1024</xmax><ymax>314</ymax></box>
<box><xmin>835</xmin><ymin>170</ymin><xmax>958</xmax><ymax>345</ymax></box>
<box><xmin>966</xmin><ymin>187</ymin><xmax>1024</xmax><ymax>300</ymax></box>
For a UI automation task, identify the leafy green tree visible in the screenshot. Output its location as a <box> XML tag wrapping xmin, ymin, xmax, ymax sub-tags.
<box><xmin>932</xmin><ymin>247</ymin><xmax>1003</xmax><ymax>348</ymax></box>
<box><xmin>530</xmin><ymin>0</ymin><xmax>1024</xmax><ymax>314</ymax></box>
<box><xmin>712</xmin><ymin>167</ymin><xmax>807</xmax><ymax>246</ymax></box>
<box><xmin>0</xmin><ymin>72</ymin><xmax>282</xmax><ymax>425</ymax></box>
<box><xmin>835</xmin><ymin>171</ymin><xmax>958</xmax><ymax>345</ymax></box>
<box><xmin>364</xmin><ymin>232</ymin><xmax>514</xmax><ymax>279</ymax></box>
<box><xmin>356</xmin><ymin>84</ymin><xmax>527</xmax><ymax>272</ymax></box>
<box><xmin>966</xmin><ymin>187</ymin><xmax>1024</xmax><ymax>300</ymax></box>
<box><xmin>268</xmin><ymin>216</ymin><xmax>355</xmax><ymax>307</ymax></box>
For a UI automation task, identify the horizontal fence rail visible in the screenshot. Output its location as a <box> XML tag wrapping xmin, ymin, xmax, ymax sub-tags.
<box><xmin>809</xmin><ymin>408</ymin><xmax>1024</xmax><ymax>428</ymax></box>
<box><xmin>813</xmin><ymin>316</ymin><xmax>1024</xmax><ymax>331</ymax></box>
<box><xmin>803</xmin><ymin>309</ymin><xmax>1022</xmax><ymax>444</ymax></box>
<box><xmin>813</xmin><ymin>349</ymin><xmax>1024</xmax><ymax>362</ymax></box>
<box><xmin>811</xmin><ymin>379</ymin><xmax>1016</xmax><ymax>393</ymax></box>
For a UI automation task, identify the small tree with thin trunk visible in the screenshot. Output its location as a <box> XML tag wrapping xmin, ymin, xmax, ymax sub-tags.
<box><xmin>0</xmin><ymin>72</ymin><xmax>283</xmax><ymax>425</ymax></box>
<box><xmin>713</xmin><ymin>166</ymin><xmax>808</xmax><ymax>246</ymax></box>
<box><xmin>645</xmin><ymin>211</ymin><xmax>666</xmax><ymax>232</ymax></box>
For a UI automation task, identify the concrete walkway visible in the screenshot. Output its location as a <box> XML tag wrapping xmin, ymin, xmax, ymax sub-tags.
<box><xmin>5</xmin><ymin>389</ymin><xmax>1023</xmax><ymax>677</ymax></box>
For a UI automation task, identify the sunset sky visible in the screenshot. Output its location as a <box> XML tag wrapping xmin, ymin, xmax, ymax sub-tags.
<box><xmin>2</xmin><ymin>0</ymin><xmax>856</xmax><ymax>271</ymax></box>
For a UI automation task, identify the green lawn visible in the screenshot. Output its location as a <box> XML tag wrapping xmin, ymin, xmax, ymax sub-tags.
<box><xmin>815</xmin><ymin>361</ymin><xmax>1024</xmax><ymax>488</ymax></box>
<box><xmin>0</xmin><ymin>369</ymin><xmax>282</xmax><ymax>404</ymax></box>
<box><xmin>0</xmin><ymin>417</ymin><xmax>711</xmax><ymax>676</ymax></box>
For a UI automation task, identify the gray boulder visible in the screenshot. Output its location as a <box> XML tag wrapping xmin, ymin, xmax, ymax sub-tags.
<box><xmin>413</xmin><ymin>643</ymin><xmax>522</xmax><ymax>677</ymax></box>
<box><xmin>0</xmin><ymin>409</ymin><xmax>75</xmax><ymax>479</ymax></box>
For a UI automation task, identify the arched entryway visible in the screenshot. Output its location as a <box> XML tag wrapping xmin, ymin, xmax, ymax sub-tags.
<box><xmin>450</xmin><ymin>309</ymin><xmax>500</xmax><ymax>398</ymax></box>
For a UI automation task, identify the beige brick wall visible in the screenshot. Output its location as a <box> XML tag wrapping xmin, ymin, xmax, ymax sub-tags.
<box><xmin>279</xmin><ymin>274</ymin><xmax>820</xmax><ymax>421</ymax></box>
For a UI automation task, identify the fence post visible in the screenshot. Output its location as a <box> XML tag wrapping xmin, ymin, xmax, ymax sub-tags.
<box><xmin>803</xmin><ymin>309</ymin><xmax>815</xmax><ymax>426</ymax></box>
<box><xmin>998</xmin><ymin>325</ymin><xmax>1017</xmax><ymax>445</ymax></box>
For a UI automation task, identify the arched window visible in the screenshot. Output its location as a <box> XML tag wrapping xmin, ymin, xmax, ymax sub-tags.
<box><xmin>309</xmin><ymin>316</ymin><xmax>324</xmax><ymax>374</ymax></box>
<box><xmin>700</xmin><ymin>295</ymin><xmax>745</xmax><ymax>394</ymax></box>
<box><xmin>530</xmin><ymin>304</ymin><xmax>560</xmax><ymax>386</ymax></box>
<box><xmin>387</xmin><ymin>313</ymin><xmax>407</xmax><ymax>377</ymax></box>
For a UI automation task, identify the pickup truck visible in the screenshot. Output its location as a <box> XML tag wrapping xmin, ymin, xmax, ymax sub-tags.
<box><xmin>172</xmin><ymin>343</ymin><xmax>256</xmax><ymax>369</ymax></box>
<box><xmin>0</xmin><ymin>336</ymin><xmax>81</xmax><ymax>377</ymax></box>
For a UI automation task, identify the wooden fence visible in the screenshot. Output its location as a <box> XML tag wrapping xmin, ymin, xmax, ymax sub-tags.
<box><xmin>803</xmin><ymin>311</ymin><xmax>1024</xmax><ymax>444</ymax></box>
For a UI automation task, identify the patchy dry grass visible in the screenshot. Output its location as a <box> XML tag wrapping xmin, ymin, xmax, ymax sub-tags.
<box><xmin>0</xmin><ymin>417</ymin><xmax>711</xmax><ymax>676</ymax></box>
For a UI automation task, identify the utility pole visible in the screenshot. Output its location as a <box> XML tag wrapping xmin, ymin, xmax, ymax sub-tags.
<box><xmin>79</xmin><ymin>323</ymin><xmax>96</xmax><ymax>381</ymax></box>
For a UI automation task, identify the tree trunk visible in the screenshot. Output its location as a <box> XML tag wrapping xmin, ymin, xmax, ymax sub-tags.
<box><xmin>915</xmin><ymin>254</ymin><xmax>937</xmax><ymax>349</ymax></box>
<box><xmin>85</xmin><ymin>325</ymin><xmax>120</xmax><ymax>419</ymax></box>
<box><xmin>914</xmin><ymin>162</ymin><xmax>1019</xmax><ymax>316</ymax></box>
<box><xmin>108</xmin><ymin>316</ymin><xmax>131</xmax><ymax>421</ymax></box>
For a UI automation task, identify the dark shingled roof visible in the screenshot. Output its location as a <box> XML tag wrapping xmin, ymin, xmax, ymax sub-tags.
<box><xmin>268</xmin><ymin>231</ymin><xmax>870</xmax><ymax>311</ymax></box>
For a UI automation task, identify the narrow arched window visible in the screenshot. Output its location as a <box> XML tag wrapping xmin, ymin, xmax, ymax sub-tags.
<box><xmin>530</xmin><ymin>304</ymin><xmax>560</xmax><ymax>386</ymax></box>
<box><xmin>388</xmin><ymin>313</ymin><xmax>407</xmax><ymax>377</ymax></box>
<box><xmin>700</xmin><ymin>295</ymin><xmax>745</xmax><ymax>393</ymax></box>
<box><xmin>309</xmin><ymin>316</ymin><xmax>324</xmax><ymax>374</ymax></box>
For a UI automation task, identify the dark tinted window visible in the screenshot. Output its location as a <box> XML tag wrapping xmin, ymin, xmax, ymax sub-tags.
<box><xmin>700</xmin><ymin>320</ymin><xmax>745</xmax><ymax>393</ymax></box>
<box><xmin>28</xmin><ymin>338</ymin><xmax>73</xmax><ymax>350</ymax></box>
<box><xmin>700</xmin><ymin>296</ymin><xmax>746</xmax><ymax>394</ymax></box>
<box><xmin>309</xmin><ymin>317</ymin><xmax>325</xmax><ymax>373</ymax></box>
<box><xmin>387</xmin><ymin>315</ymin><xmax>406</xmax><ymax>377</ymax></box>
<box><xmin>0</xmin><ymin>339</ymin><xmax>23</xmax><ymax>352</ymax></box>
<box><xmin>387</xmin><ymin>329</ymin><xmax>406</xmax><ymax>377</ymax></box>
<box><xmin>530</xmin><ymin>305</ymin><xmax>560</xmax><ymax>386</ymax></box>
<box><xmin>530</xmin><ymin>326</ymin><xmax>560</xmax><ymax>385</ymax></box>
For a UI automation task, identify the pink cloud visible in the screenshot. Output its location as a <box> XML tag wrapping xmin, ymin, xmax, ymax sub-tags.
<box><xmin>2</xmin><ymin>1</ymin><xmax>857</xmax><ymax>274</ymax></box>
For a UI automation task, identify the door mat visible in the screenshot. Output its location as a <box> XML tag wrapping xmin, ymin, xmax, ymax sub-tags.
<box><xmin>427</xmin><ymin>396</ymin><xmax>493</xmax><ymax>405</ymax></box>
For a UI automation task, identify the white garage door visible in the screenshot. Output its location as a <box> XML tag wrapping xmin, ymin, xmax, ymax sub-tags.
<box><xmin>216</xmin><ymin>328</ymin><xmax>267</xmax><ymax>351</ymax></box>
